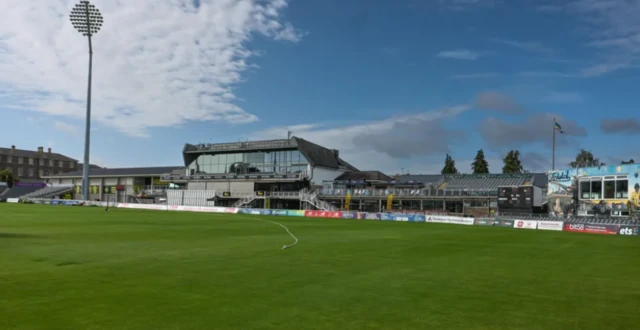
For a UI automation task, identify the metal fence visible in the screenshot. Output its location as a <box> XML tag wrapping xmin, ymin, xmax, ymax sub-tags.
<box><xmin>318</xmin><ymin>188</ymin><xmax>497</xmax><ymax>197</ymax></box>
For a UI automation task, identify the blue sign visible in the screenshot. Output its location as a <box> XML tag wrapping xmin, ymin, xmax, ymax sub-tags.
<box><xmin>272</xmin><ymin>210</ymin><xmax>288</xmax><ymax>216</ymax></box>
<box><xmin>239</xmin><ymin>208</ymin><xmax>271</xmax><ymax>215</ymax></box>
<box><xmin>412</xmin><ymin>214</ymin><xmax>426</xmax><ymax>222</ymax></box>
<box><xmin>380</xmin><ymin>213</ymin><xmax>396</xmax><ymax>221</ymax></box>
<box><xmin>341</xmin><ymin>212</ymin><xmax>358</xmax><ymax>219</ymax></box>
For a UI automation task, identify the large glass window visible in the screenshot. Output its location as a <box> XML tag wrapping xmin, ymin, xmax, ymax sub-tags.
<box><xmin>590</xmin><ymin>180</ymin><xmax>602</xmax><ymax>199</ymax></box>
<box><xmin>616</xmin><ymin>180</ymin><xmax>628</xmax><ymax>198</ymax></box>
<box><xmin>580</xmin><ymin>181</ymin><xmax>591</xmax><ymax>199</ymax></box>
<box><xmin>604</xmin><ymin>180</ymin><xmax>615</xmax><ymax>199</ymax></box>
<box><xmin>185</xmin><ymin>150</ymin><xmax>308</xmax><ymax>175</ymax></box>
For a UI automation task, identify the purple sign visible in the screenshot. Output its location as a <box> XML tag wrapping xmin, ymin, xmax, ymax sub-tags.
<box><xmin>14</xmin><ymin>182</ymin><xmax>46</xmax><ymax>187</ymax></box>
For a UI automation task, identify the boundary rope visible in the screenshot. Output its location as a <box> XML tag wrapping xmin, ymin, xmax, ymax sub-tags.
<box><xmin>238</xmin><ymin>216</ymin><xmax>298</xmax><ymax>249</ymax></box>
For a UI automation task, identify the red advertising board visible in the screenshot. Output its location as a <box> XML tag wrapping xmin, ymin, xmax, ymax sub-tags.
<box><xmin>304</xmin><ymin>210</ymin><xmax>342</xmax><ymax>218</ymax></box>
<box><xmin>563</xmin><ymin>223</ymin><xmax>619</xmax><ymax>235</ymax></box>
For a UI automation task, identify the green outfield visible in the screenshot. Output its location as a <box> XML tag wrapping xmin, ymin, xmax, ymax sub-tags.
<box><xmin>1</xmin><ymin>204</ymin><xmax>639</xmax><ymax>330</ymax></box>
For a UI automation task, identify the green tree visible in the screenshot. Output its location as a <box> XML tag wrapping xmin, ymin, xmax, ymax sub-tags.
<box><xmin>622</xmin><ymin>159</ymin><xmax>635</xmax><ymax>165</ymax></box>
<box><xmin>569</xmin><ymin>149</ymin><xmax>601</xmax><ymax>168</ymax></box>
<box><xmin>502</xmin><ymin>150</ymin><xmax>523</xmax><ymax>174</ymax></box>
<box><xmin>471</xmin><ymin>149</ymin><xmax>489</xmax><ymax>174</ymax></box>
<box><xmin>441</xmin><ymin>154</ymin><xmax>459</xmax><ymax>174</ymax></box>
<box><xmin>0</xmin><ymin>169</ymin><xmax>15</xmax><ymax>188</ymax></box>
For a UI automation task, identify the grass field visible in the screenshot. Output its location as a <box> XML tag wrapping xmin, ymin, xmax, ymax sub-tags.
<box><xmin>1</xmin><ymin>204</ymin><xmax>640</xmax><ymax>330</ymax></box>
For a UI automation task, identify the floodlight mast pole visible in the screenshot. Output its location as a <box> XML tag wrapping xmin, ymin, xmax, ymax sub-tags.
<box><xmin>70</xmin><ymin>0</ymin><xmax>102</xmax><ymax>201</ymax></box>
<box><xmin>82</xmin><ymin>4</ymin><xmax>93</xmax><ymax>202</ymax></box>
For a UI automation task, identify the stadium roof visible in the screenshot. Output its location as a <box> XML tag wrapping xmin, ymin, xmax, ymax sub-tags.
<box><xmin>42</xmin><ymin>166</ymin><xmax>182</xmax><ymax>178</ymax></box>
<box><xmin>0</xmin><ymin>146</ymin><xmax>77</xmax><ymax>162</ymax></box>
<box><xmin>335</xmin><ymin>171</ymin><xmax>392</xmax><ymax>182</ymax></box>
<box><xmin>182</xmin><ymin>136</ymin><xmax>358</xmax><ymax>171</ymax></box>
<box><xmin>394</xmin><ymin>174</ymin><xmax>444</xmax><ymax>185</ymax></box>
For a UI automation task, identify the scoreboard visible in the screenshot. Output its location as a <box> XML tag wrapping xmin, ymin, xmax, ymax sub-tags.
<box><xmin>497</xmin><ymin>186</ymin><xmax>534</xmax><ymax>211</ymax></box>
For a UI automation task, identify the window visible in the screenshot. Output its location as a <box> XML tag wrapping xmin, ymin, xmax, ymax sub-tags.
<box><xmin>28</xmin><ymin>169</ymin><xmax>34</xmax><ymax>177</ymax></box>
<box><xmin>580</xmin><ymin>181</ymin><xmax>591</xmax><ymax>199</ymax></box>
<box><xmin>39</xmin><ymin>170</ymin><xmax>44</xmax><ymax>177</ymax></box>
<box><xmin>29</xmin><ymin>158</ymin><xmax>34</xmax><ymax>165</ymax></box>
<box><xmin>616</xmin><ymin>180</ymin><xmax>628</xmax><ymax>198</ymax></box>
<box><xmin>69</xmin><ymin>162</ymin><xmax>74</xmax><ymax>168</ymax></box>
<box><xmin>18</xmin><ymin>168</ymin><xmax>23</xmax><ymax>176</ymax></box>
<box><xmin>18</xmin><ymin>157</ymin><xmax>23</xmax><ymax>164</ymax></box>
<box><xmin>590</xmin><ymin>180</ymin><xmax>602</xmax><ymax>199</ymax></box>
<box><xmin>39</xmin><ymin>159</ymin><xmax>44</xmax><ymax>166</ymax></box>
<box><xmin>49</xmin><ymin>159</ymin><xmax>54</xmax><ymax>166</ymax></box>
<box><xmin>7</xmin><ymin>156</ymin><xmax>12</xmax><ymax>163</ymax></box>
<box><xmin>604</xmin><ymin>180</ymin><xmax>616</xmax><ymax>199</ymax></box>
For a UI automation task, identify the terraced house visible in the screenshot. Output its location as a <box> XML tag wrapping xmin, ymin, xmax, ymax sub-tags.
<box><xmin>0</xmin><ymin>145</ymin><xmax>79</xmax><ymax>180</ymax></box>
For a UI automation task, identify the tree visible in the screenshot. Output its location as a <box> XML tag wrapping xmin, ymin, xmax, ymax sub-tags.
<box><xmin>471</xmin><ymin>149</ymin><xmax>489</xmax><ymax>174</ymax></box>
<box><xmin>569</xmin><ymin>149</ymin><xmax>601</xmax><ymax>168</ymax></box>
<box><xmin>622</xmin><ymin>159</ymin><xmax>635</xmax><ymax>165</ymax></box>
<box><xmin>441</xmin><ymin>154</ymin><xmax>459</xmax><ymax>174</ymax></box>
<box><xmin>502</xmin><ymin>150</ymin><xmax>523</xmax><ymax>174</ymax></box>
<box><xmin>0</xmin><ymin>169</ymin><xmax>15</xmax><ymax>188</ymax></box>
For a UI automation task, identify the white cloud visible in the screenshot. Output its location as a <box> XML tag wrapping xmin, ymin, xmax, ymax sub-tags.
<box><xmin>54</xmin><ymin>121</ymin><xmax>80</xmax><ymax>136</ymax></box>
<box><xmin>437</xmin><ymin>50</ymin><xmax>484</xmax><ymax>60</ymax></box>
<box><xmin>0</xmin><ymin>0</ymin><xmax>303</xmax><ymax>137</ymax></box>
<box><xmin>250</xmin><ymin>105</ymin><xmax>471</xmax><ymax>173</ymax></box>
<box><xmin>568</xmin><ymin>0</ymin><xmax>640</xmax><ymax>76</ymax></box>
<box><xmin>489</xmin><ymin>38</ymin><xmax>555</xmax><ymax>55</ymax></box>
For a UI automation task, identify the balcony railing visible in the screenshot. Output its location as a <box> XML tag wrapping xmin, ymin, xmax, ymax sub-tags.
<box><xmin>318</xmin><ymin>188</ymin><xmax>498</xmax><ymax>197</ymax></box>
<box><xmin>160</xmin><ymin>171</ymin><xmax>307</xmax><ymax>181</ymax></box>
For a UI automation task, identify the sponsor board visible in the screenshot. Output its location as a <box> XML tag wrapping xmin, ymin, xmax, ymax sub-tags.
<box><xmin>493</xmin><ymin>220</ymin><xmax>514</xmax><ymax>228</ymax></box>
<box><xmin>380</xmin><ymin>213</ymin><xmax>397</xmax><ymax>221</ymax></box>
<box><xmin>563</xmin><ymin>223</ymin><xmax>619</xmax><ymax>235</ymax></box>
<box><xmin>425</xmin><ymin>216</ymin><xmax>474</xmax><ymax>225</ymax></box>
<box><xmin>287</xmin><ymin>210</ymin><xmax>306</xmax><ymax>217</ymax></box>
<box><xmin>51</xmin><ymin>200</ymin><xmax>81</xmax><ymax>206</ymax></box>
<box><xmin>271</xmin><ymin>210</ymin><xmax>288</xmax><ymax>216</ymax></box>
<box><xmin>119</xmin><ymin>203</ymin><xmax>168</xmax><ymax>211</ymax></box>
<box><xmin>513</xmin><ymin>220</ymin><xmax>538</xmax><ymax>230</ymax></box>
<box><xmin>304</xmin><ymin>210</ymin><xmax>341</xmax><ymax>218</ymax></box>
<box><xmin>411</xmin><ymin>215</ymin><xmax>426</xmax><ymax>222</ymax></box>
<box><xmin>618</xmin><ymin>226</ymin><xmax>639</xmax><ymax>236</ymax></box>
<box><xmin>537</xmin><ymin>221</ymin><xmax>564</xmax><ymax>231</ymax></box>
<box><xmin>474</xmin><ymin>218</ymin><xmax>494</xmax><ymax>226</ymax></box>
<box><xmin>359</xmin><ymin>212</ymin><xmax>381</xmax><ymax>220</ymax></box>
<box><xmin>170</xmin><ymin>205</ymin><xmax>239</xmax><ymax>214</ymax></box>
<box><xmin>6</xmin><ymin>198</ymin><xmax>20</xmax><ymax>203</ymax></box>
<box><xmin>341</xmin><ymin>212</ymin><xmax>359</xmax><ymax>219</ymax></box>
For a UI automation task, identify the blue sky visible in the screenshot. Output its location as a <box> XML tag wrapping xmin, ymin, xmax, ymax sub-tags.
<box><xmin>1</xmin><ymin>0</ymin><xmax>640</xmax><ymax>174</ymax></box>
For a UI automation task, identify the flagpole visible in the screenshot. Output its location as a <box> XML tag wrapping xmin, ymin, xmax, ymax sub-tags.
<box><xmin>552</xmin><ymin>117</ymin><xmax>556</xmax><ymax>170</ymax></box>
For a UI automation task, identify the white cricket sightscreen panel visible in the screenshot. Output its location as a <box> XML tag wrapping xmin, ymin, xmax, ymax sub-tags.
<box><xmin>166</xmin><ymin>190</ymin><xmax>216</xmax><ymax>206</ymax></box>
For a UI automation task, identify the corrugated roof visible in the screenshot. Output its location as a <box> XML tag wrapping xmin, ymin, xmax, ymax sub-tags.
<box><xmin>335</xmin><ymin>171</ymin><xmax>391</xmax><ymax>181</ymax></box>
<box><xmin>43</xmin><ymin>166</ymin><xmax>182</xmax><ymax>178</ymax></box>
<box><xmin>395</xmin><ymin>174</ymin><xmax>444</xmax><ymax>184</ymax></box>
<box><xmin>0</xmin><ymin>147</ymin><xmax>77</xmax><ymax>162</ymax></box>
<box><xmin>293</xmin><ymin>137</ymin><xmax>358</xmax><ymax>171</ymax></box>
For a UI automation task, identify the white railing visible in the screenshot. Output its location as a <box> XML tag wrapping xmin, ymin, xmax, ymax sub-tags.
<box><xmin>232</xmin><ymin>194</ymin><xmax>256</xmax><ymax>208</ymax></box>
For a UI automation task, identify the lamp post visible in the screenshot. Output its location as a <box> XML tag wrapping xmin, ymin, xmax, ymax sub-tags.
<box><xmin>69</xmin><ymin>1</ymin><xmax>103</xmax><ymax>201</ymax></box>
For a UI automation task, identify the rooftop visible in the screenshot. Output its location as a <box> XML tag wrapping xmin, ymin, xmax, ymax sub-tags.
<box><xmin>42</xmin><ymin>166</ymin><xmax>182</xmax><ymax>178</ymax></box>
<box><xmin>0</xmin><ymin>146</ymin><xmax>77</xmax><ymax>162</ymax></box>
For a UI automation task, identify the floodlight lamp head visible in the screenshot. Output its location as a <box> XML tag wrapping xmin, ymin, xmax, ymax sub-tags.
<box><xmin>69</xmin><ymin>1</ymin><xmax>103</xmax><ymax>37</ymax></box>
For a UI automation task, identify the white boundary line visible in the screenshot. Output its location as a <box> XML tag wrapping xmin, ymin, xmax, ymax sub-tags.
<box><xmin>237</xmin><ymin>215</ymin><xmax>299</xmax><ymax>250</ymax></box>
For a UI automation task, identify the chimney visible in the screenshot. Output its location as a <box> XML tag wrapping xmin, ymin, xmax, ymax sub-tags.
<box><xmin>48</xmin><ymin>148</ymin><xmax>51</xmax><ymax>154</ymax></box>
<box><xmin>331</xmin><ymin>149</ymin><xmax>339</xmax><ymax>158</ymax></box>
<box><xmin>10</xmin><ymin>145</ymin><xmax>15</xmax><ymax>154</ymax></box>
<box><xmin>37</xmin><ymin>146</ymin><xmax>44</xmax><ymax>154</ymax></box>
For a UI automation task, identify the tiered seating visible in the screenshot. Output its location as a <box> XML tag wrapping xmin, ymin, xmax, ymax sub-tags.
<box><xmin>21</xmin><ymin>186</ymin><xmax>74</xmax><ymax>199</ymax></box>
<box><xmin>445</xmin><ymin>175</ymin><xmax>527</xmax><ymax>191</ymax></box>
<box><xmin>1</xmin><ymin>186</ymin><xmax>44</xmax><ymax>200</ymax></box>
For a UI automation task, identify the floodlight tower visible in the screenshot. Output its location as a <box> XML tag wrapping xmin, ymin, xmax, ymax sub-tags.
<box><xmin>69</xmin><ymin>1</ymin><xmax>103</xmax><ymax>201</ymax></box>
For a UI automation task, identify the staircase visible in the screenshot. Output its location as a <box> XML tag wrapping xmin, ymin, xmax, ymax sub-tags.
<box><xmin>301</xmin><ymin>190</ymin><xmax>337</xmax><ymax>211</ymax></box>
<box><xmin>232</xmin><ymin>193</ymin><xmax>256</xmax><ymax>208</ymax></box>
